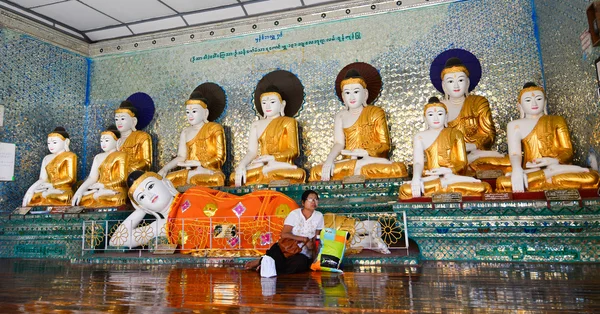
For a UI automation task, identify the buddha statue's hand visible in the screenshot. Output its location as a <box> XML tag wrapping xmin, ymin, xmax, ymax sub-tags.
<box><xmin>425</xmin><ymin>167</ymin><xmax>453</xmax><ymax>177</ymax></box>
<box><xmin>441</xmin><ymin>174</ymin><xmax>481</xmax><ymax>187</ymax></box>
<box><xmin>510</xmin><ymin>167</ymin><xmax>527</xmax><ymax>192</ymax></box>
<box><xmin>93</xmin><ymin>189</ymin><xmax>117</xmax><ymax>200</ymax></box>
<box><xmin>254</xmin><ymin>155</ymin><xmax>275</xmax><ymax>163</ymax></box>
<box><xmin>89</xmin><ymin>183</ymin><xmax>105</xmax><ymax>190</ymax></box>
<box><xmin>321</xmin><ymin>161</ymin><xmax>334</xmax><ymax>181</ymax></box>
<box><xmin>36</xmin><ymin>182</ymin><xmax>53</xmax><ymax>192</ymax></box>
<box><xmin>157</xmin><ymin>169</ymin><xmax>168</xmax><ymax>178</ymax></box>
<box><xmin>341</xmin><ymin>149</ymin><xmax>369</xmax><ymax>159</ymax></box>
<box><xmin>410</xmin><ymin>180</ymin><xmax>425</xmax><ymax>198</ymax></box>
<box><xmin>42</xmin><ymin>188</ymin><xmax>64</xmax><ymax>198</ymax></box>
<box><xmin>177</xmin><ymin>160</ymin><xmax>202</xmax><ymax>169</ymax></box>
<box><xmin>72</xmin><ymin>192</ymin><xmax>83</xmax><ymax>206</ymax></box>
<box><xmin>526</xmin><ymin>157</ymin><xmax>559</xmax><ymax>168</ymax></box>
<box><xmin>234</xmin><ymin>166</ymin><xmax>247</xmax><ymax>187</ymax></box>
<box><xmin>465</xmin><ymin>143</ymin><xmax>477</xmax><ymax>153</ymax></box>
<box><xmin>188</xmin><ymin>166</ymin><xmax>215</xmax><ymax>180</ymax></box>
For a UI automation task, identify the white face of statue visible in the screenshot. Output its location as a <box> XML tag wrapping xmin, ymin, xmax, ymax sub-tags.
<box><xmin>100</xmin><ymin>134</ymin><xmax>117</xmax><ymax>152</ymax></box>
<box><xmin>442</xmin><ymin>72</ymin><xmax>469</xmax><ymax>98</ymax></box>
<box><xmin>47</xmin><ymin>136</ymin><xmax>66</xmax><ymax>154</ymax></box>
<box><xmin>342</xmin><ymin>83</ymin><xmax>368</xmax><ymax>109</ymax></box>
<box><xmin>261</xmin><ymin>95</ymin><xmax>285</xmax><ymax>118</ymax></box>
<box><xmin>115</xmin><ymin>113</ymin><xmax>135</xmax><ymax>132</ymax></box>
<box><xmin>519</xmin><ymin>90</ymin><xmax>545</xmax><ymax>116</ymax></box>
<box><xmin>425</xmin><ymin>106</ymin><xmax>447</xmax><ymax>130</ymax></box>
<box><xmin>132</xmin><ymin>176</ymin><xmax>172</xmax><ymax>212</ymax></box>
<box><xmin>186</xmin><ymin>104</ymin><xmax>208</xmax><ymax>126</ymax></box>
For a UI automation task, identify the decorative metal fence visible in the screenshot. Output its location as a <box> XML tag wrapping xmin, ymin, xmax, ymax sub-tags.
<box><xmin>82</xmin><ymin>211</ymin><xmax>408</xmax><ymax>255</ymax></box>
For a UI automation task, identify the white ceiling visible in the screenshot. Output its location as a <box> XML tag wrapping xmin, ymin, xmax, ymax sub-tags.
<box><xmin>0</xmin><ymin>0</ymin><xmax>343</xmax><ymax>42</ymax></box>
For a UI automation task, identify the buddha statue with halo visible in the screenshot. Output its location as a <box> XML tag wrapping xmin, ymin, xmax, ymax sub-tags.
<box><xmin>72</xmin><ymin>125</ymin><xmax>128</xmax><ymax>208</ymax></box>
<box><xmin>496</xmin><ymin>82</ymin><xmax>600</xmax><ymax>192</ymax></box>
<box><xmin>158</xmin><ymin>83</ymin><xmax>227</xmax><ymax>187</ymax></box>
<box><xmin>114</xmin><ymin>98</ymin><xmax>153</xmax><ymax>174</ymax></box>
<box><xmin>22</xmin><ymin>127</ymin><xmax>77</xmax><ymax>206</ymax></box>
<box><xmin>399</xmin><ymin>97</ymin><xmax>492</xmax><ymax>200</ymax></box>
<box><xmin>309</xmin><ymin>63</ymin><xmax>407</xmax><ymax>181</ymax></box>
<box><xmin>430</xmin><ymin>50</ymin><xmax>510</xmax><ymax>174</ymax></box>
<box><xmin>232</xmin><ymin>70</ymin><xmax>306</xmax><ymax>186</ymax></box>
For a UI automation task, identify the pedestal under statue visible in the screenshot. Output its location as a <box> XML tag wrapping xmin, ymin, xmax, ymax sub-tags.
<box><xmin>430</xmin><ymin>50</ymin><xmax>510</xmax><ymax>174</ymax></box>
<box><xmin>309</xmin><ymin>63</ymin><xmax>407</xmax><ymax>181</ymax></box>
<box><xmin>496</xmin><ymin>83</ymin><xmax>600</xmax><ymax>192</ymax></box>
<box><xmin>22</xmin><ymin>127</ymin><xmax>77</xmax><ymax>206</ymax></box>
<box><xmin>399</xmin><ymin>97</ymin><xmax>491</xmax><ymax>200</ymax></box>
<box><xmin>158</xmin><ymin>83</ymin><xmax>227</xmax><ymax>188</ymax></box>
<box><xmin>72</xmin><ymin>125</ymin><xmax>127</xmax><ymax>208</ymax></box>
<box><xmin>114</xmin><ymin>94</ymin><xmax>154</xmax><ymax>174</ymax></box>
<box><xmin>232</xmin><ymin>70</ymin><xmax>306</xmax><ymax>186</ymax></box>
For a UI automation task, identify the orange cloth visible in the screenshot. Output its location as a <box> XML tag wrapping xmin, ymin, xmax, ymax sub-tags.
<box><xmin>166</xmin><ymin>187</ymin><xmax>298</xmax><ymax>254</ymax></box>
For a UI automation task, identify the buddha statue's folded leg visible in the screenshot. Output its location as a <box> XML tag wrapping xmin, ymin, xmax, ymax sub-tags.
<box><xmin>166</xmin><ymin>169</ymin><xmax>190</xmax><ymax>188</ymax></box>
<box><xmin>445</xmin><ymin>181</ymin><xmax>492</xmax><ymax>196</ymax></box>
<box><xmin>267</xmin><ymin>168</ymin><xmax>306</xmax><ymax>184</ymax></box>
<box><xmin>28</xmin><ymin>189</ymin><xmax>73</xmax><ymax>206</ymax></box>
<box><xmin>359</xmin><ymin>162</ymin><xmax>408</xmax><ymax>179</ymax></box>
<box><xmin>549</xmin><ymin>171</ymin><xmax>600</xmax><ymax>190</ymax></box>
<box><xmin>469</xmin><ymin>156</ymin><xmax>512</xmax><ymax>173</ymax></box>
<box><xmin>190</xmin><ymin>171</ymin><xmax>226</xmax><ymax>187</ymax></box>
<box><xmin>227</xmin><ymin>166</ymin><xmax>267</xmax><ymax>186</ymax></box>
<box><xmin>80</xmin><ymin>189</ymin><xmax>127</xmax><ymax>208</ymax></box>
<box><xmin>309</xmin><ymin>160</ymin><xmax>357</xmax><ymax>182</ymax></box>
<box><xmin>496</xmin><ymin>170</ymin><xmax>547</xmax><ymax>192</ymax></box>
<box><xmin>399</xmin><ymin>179</ymin><xmax>443</xmax><ymax>200</ymax></box>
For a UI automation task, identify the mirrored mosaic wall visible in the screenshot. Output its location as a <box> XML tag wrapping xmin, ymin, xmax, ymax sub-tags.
<box><xmin>534</xmin><ymin>0</ymin><xmax>600</xmax><ymax>165</ymax></box>
<box><xmin>0</xmin><ymin>28</ymin><xmax>88</xmax><ymax>211</ymax></box>
<box><xmin>87</xmin><ymin>0</ymin><xmax>543</xmax><ymax>178</ymax></box>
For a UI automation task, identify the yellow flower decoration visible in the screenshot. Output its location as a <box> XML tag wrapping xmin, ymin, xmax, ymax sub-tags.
<box><xmin>378</xmin><ymin>215</ymin><xmax>403</xmax><ymax>246</ymax></box>
<box><xmin>275</xmin><ymin>204</ymin><xmax>291</xmax><ymax>218</ymax></box>
<box><xmin>203</xmin><ymin>203</ymin><xmax>218</xmax><ymax>217</ymax></box>
<box><xmin>85</xmin><ymin>223</ymin><xmax>105</xmax><ymax>248</ymax></box>
<box><xmin>109</xmin><ymin>224</ymin><xmax>129</xmax><ymax>247</ymax></box>
<box><xmin>133</xmin><ymin>223</ymin><xmax>155</xmax><ymax>247</ymax></box>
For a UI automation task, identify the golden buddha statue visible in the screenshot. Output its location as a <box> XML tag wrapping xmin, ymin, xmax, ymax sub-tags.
<box><xmin>158</xmin><ymin>83</ymin><xmax>227</xmax><ymax>187</ymax></box>
<box><xmin>72</xmin><ymin>125</ymin><xmax>128</xmax><ymax>208</ymax></box>
<box><xmin>22</xmin><ymin>127</ymin><xmax>77</xmax><ymax>206</ymax></box>
<box><xmin>431</xmin><ymin>51</ymin><xmax>510</xmax><ymax>174</ymax></box>
<box><xmin>496</xmin><ymin>83</ymin><xmax>600</xmax><ymax>192</ymax></box>
<box><xmin>232</xmin><ymin>70</ymin><xmax>306</xmax><ymax>186</ymax></box>
<box><xmin>115</xmin><ymin>100</ymin><xmax>153</xmax><ymax>174</ymax></box>
<box><xmin>399</xmin><ymin>97</ymin><xmax>492</xmax><ymax>200</ymax></box>
<box><xmin>309</xmin><ymin>64</ymin><xmax>407</xmax><ymax>181</ymax></box>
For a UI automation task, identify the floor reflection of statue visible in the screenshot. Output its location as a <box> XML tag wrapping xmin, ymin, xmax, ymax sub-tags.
<box><xmin>309</xmin><ymin>63</ymin><xmax>407</xmax><ymax>181</ymax></box>
<box><xmin>22</xmin><ymin>127</ymin><xmax>77</xmax><ymax>206</ymax></box>
<box><xmin>109</xmin><ymin>171</ymin><xmax>298</xmax><ymax>252</ymax></box>
<box><xmin>430</xmin><ymin>49</ymin><xmax>510</xmax><ymax>173</ymax></box>
<box><xmin>496</xmin><ymin>83</ymin><xmax>600</xmax><ymax>192</ymax></box>
<box><xmin>232</xmin><ymin>70</ymin><xmax>306</xmax><ymax>186</ymax></box>
<box><xmin>158</xmin><ymin>83</ymin><xmax>227</xmax><ymax>188</ymax></box>
<box><xmin>399</xmin><ymin>97</ymin><xmax>491</xmax><ymax>200</ymax></box>
<box><xmin>72</xmin><ymin>125</ymin><xmax>127</xmax><ymax>208</ymax></box>
<box><xmin>114</xmin><ymin>93</ymin><xmax>155</xmax><ymax>174</ymax></box>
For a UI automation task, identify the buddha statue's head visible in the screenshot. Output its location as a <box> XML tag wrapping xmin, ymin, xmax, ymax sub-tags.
<box><xmin>340</xmin><ymin>69</ymin><xmax>368</xmax><ymax>110</ymax></box>
<box><xmin>260</xmin><ymin>85</ymin><xmax>286</xmax><ymax>119</ymax></box>
<box><xmin>100</xmin><ymin>125</ymin><xmax>120</xmax><ymax>152</ymax></box>
<box><xmin>185</xmin><ymin>91</ymin><xmax>210</xmax><ymax>126</ymax></box>
<box><xmin>47</xmin><ymin>127</ymin><xmax>70</xmax><ymax>154</ymax></box>
<box><xmin>517</xmin><ymin>82</ymin><xmax>547</xmax><ymax>118</ymax></box>
<box><xmin>441</xmin><ymin>57</ymin><xmax>470</xmax><ymax>99</ymax></box>
<box><xmin>127</xmin><ymin>171</ymin><xmax>177</xmax><ymax>212</ymax></box>
<box><xmin>423</xmin><ymin>97</ymin><xmax>448</xmax><ymax>130</ymax></box>
<box><xmin>115</xmin><ymin>100</ymin><xmax>138</xmax><ymax>132</ymax></box>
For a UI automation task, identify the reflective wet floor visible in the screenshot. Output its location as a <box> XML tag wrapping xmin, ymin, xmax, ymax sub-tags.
<box><xmin>1</xmin><ymin>259</ymin><xmax>599</xmax><ymax>313</ymax></box>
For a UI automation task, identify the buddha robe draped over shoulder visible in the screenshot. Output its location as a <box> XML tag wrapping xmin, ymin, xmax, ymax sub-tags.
<box><xmin>230</xmin><ymin>116</ymin><xmax>306</xmax><ymax>185</ymax></box>
<box><xmin>80</xmin><ymin>151</ymin><xmax>128</xmax><ymax>208</ymax></box>
<box><xmin>496</xmin><ymin>115</ymin><xmax>600</xmax><ymax>192</ymax></box>
<box><xmin>166</xmin><ymin>187</ymin><xmax>298</xmax><ymax>254</ymax></box>
<box><xmin>28</xmin><ymin>151</ymin><xmax>77</xmax><ymax>206</ymax></box>
<box><xmin>309</xmin><ymin>106</ymin><xmax>407</xmax><ymax>181</ymax></box>
<box><xmin>399</xmin><ymin>128</ymin><xmax>492</xmax><ymax>200</ymax></box>
<box><xmin>119</xmin><ymin>130</ymin><xmax>152</xmax><ymax>174</ymax></box>
<box><xmin>167</xmin><ymin>122</ymin><xmax>226</xmax><ymax>187</ymax></box>
<box><xmin>448</xmin><ymin>95</ymin><xmax>511</xmax><ymax>173</ymax></box>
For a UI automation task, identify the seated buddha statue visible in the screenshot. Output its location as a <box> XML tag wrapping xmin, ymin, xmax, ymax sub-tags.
<box><xmin>22</xmin><ymin>127</ymin><xmax>77</xmax><ymax>206</ymax></box>
<box><xmin>309</xmin><ymin>66</ymin><xmax>407</xmax><ymax>181</ymax></box>
<box><xmin>115</xmin><ymin>100</ymin><xmax>152</xmax><ymax>173</ymax></box>
<box><xmin>72</xmin><ymin>125</ymin><xmax>127</xmax><ymax>208</ymax></box>
<box><xmin>158</xmin><ymin>85</ymin><xmax>226</xmax><ymax>188</ymax></box>
<box><xmin>232</xmin><ymin>72</ymin><xmax>306</xmax><ymax>187</ymax></box>
<box><xmin>399</xmin><ymin>97</ymin><xmax>492</xmax><ymax>200</ymax></box>
<box><xmin>496</xmin><ymin>83</ymin><xmax>600</xmax><ymax>192</ymax></box>
<box><xmin>431</xmin><ymin>52</ymin><xmax>510</xmax><ymax>174</ymax></box>
<box><xmin>110</xmin><ymin>171</ymin><xmax>297</xmax><ymax>250</ymax></box>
